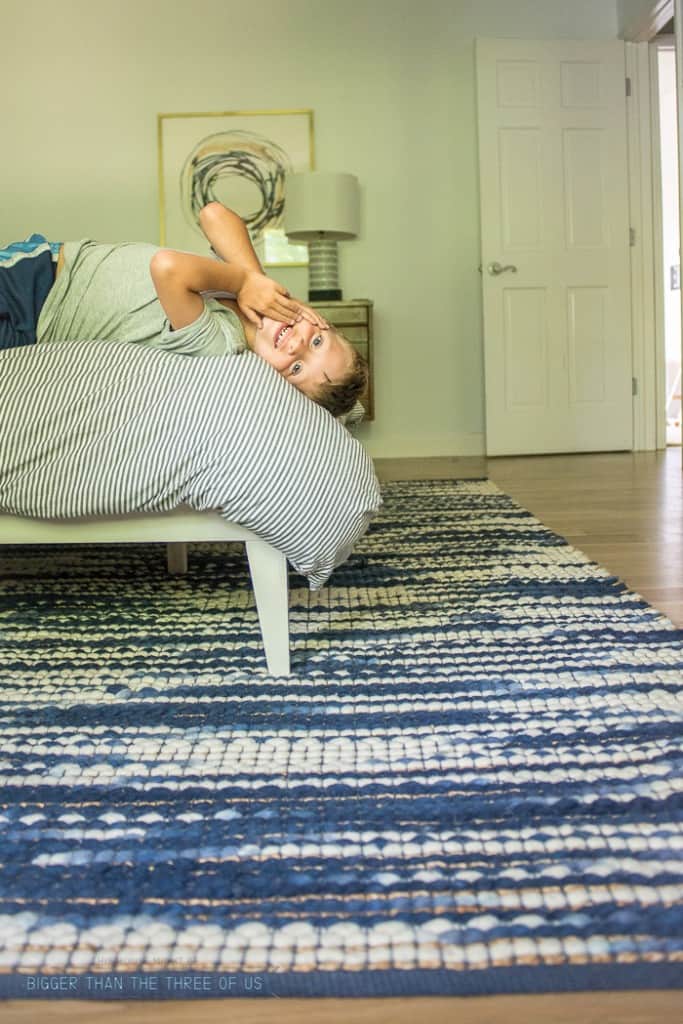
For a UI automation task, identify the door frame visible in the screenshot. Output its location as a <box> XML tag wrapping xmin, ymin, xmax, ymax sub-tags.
<box><xmin>649</xmin><ymin>35</ymin><xmax>677</xmax><ymax>450</ymax></box>
<box><xmin>626</xmin><ymin>41</ymin><xmax>659</xmax><ymax>450</ymax></box>
<box><xmin>623</xmin><ymin>0</ymin><xmax>677</xmax><ymax>450</ymax></box>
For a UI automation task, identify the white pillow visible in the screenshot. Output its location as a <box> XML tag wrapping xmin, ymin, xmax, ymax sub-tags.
<box><xmin>338</xmin><ymin>399</ymin><xmax>366</xmax><ymax>427</ymax></box>
<box><xmin>0</xmin><ymin>341</ymin><xmax>382</xmax><ymax>588</ymax></box>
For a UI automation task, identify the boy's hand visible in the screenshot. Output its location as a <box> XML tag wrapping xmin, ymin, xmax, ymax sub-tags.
<box><xmin>237</xmin><ymin>271</ymin><xmax>298</xmax><ymax>325</ymax></box>
<box><xmin>237</xmin><ymin>271</ymin><xmax>329</xmax><ymax>330</ymax></box>
<box><xmin>293</xmin><ymin>303</ymin><xmax>330</xmax><ymax>331</ymax></box>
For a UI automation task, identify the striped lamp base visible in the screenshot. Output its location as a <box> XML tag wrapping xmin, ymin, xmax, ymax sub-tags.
<box><xmin>307</xmin><ymin>238</ymin><xmax>342</xmax><ymax>301</ymax></box>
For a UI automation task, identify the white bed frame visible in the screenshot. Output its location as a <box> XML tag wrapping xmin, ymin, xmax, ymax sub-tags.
<box><xmin>0</xmin><ymin>508</ymin><xmax>291</xmax><ymax>675</ymax></box>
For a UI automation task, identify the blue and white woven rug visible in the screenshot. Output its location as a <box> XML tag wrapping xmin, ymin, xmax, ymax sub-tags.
<box><xmin>1</xmin><ymin>479</ymin><xmax>682</xmax><ymax>1001</ymax></box>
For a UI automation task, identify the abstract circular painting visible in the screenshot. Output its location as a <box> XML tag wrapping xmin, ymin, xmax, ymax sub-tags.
<box><xmin>159</xmin><ymin>110</ymin><xmax>313</xmax><ymax>266</ymax></box>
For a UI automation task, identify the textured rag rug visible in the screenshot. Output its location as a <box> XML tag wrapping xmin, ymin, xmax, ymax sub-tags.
<box><xmin>0</xmin><ymin>479</ymin><xmax>682</xmax><ymax>1001</ymax></box>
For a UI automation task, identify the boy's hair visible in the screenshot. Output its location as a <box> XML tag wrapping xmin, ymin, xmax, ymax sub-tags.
<box><xmin>314</xmin><ymin>337</ymin><xmax>368</xmax><ymax>418</ymax></box>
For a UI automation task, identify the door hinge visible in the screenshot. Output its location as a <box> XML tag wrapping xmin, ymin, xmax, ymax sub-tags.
<box><xmin>629</xmin><ymin>227</ymin><xmax>636</xmax><ymax>247</ymax></box>
<box><xmin>632</xmin><ymin>377</ymin><xmax>638</xmax><ymax>396</ymax></box>
<box><xmin>626</xmin><ymin>76</ymin><xmax>632</xmax><ymax>97</ymax></box>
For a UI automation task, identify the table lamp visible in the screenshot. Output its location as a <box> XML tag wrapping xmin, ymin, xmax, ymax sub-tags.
<box><xmin>284</xmin><ymin>171</ymin><xmax>360</xmax><ymax>301</ymax></box>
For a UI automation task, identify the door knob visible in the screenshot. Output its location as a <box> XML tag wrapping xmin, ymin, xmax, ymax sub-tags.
<box><xmin>487</xmin><ymin>261</ymin><xmax>518</xmax><ymax>276</ymax></box>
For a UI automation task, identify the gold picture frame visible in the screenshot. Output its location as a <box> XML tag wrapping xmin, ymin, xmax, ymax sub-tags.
<box><xmin>157</xmin><ymin>108</ymin><xmax>315</xmax><ymax>267</ymax></box>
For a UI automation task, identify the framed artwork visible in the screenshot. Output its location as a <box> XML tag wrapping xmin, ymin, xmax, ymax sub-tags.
<box><xmin>157</xmin><ymin>108</ymin><xmax>314</xmax><ymax>266</ymax></box>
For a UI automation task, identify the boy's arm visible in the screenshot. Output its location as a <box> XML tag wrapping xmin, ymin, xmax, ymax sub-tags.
<box><xmin>149</xmin><ymin>249</ymin><xmax>308</xmax><ymax>330</ymax></box>
<box><xmin>199</xmin><ymin>201</ymin><xmax>263</xmax><ymax>272</ymax></box>
<box><xmin>198</xmin><ymin>202</ymin><xmax>328</xmax><ymax>330</ymax></box>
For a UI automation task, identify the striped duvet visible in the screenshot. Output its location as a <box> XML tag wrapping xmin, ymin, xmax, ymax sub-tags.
<box><xmin>0</xmin><ymin>340</ymin><xmax>381</xmax><ymax>588</ymax></box>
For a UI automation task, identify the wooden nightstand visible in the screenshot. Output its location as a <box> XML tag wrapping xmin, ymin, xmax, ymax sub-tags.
<box><xmin>310</xmin><ymin>299</ymin><xmax>374</xmax><ymax>420</ymax></box>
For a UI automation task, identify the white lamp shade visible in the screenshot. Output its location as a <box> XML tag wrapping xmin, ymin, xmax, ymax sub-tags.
<box><xmin>284</xmin><ymin>171</ymin><xmax>360</xmax><ymax>240</ymax></box>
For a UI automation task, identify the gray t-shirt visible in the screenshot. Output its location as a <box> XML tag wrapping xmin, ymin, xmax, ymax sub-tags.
<box><xmin>36</xmin><ymin>240</ymin><xmax>247</xmax><ymax>357</ymax></box>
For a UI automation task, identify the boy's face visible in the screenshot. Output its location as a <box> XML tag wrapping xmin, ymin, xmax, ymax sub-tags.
<box><xmin>250</xmin><ymin>316</ymin><xmax>352</xmax><ymax>400</ymax></box>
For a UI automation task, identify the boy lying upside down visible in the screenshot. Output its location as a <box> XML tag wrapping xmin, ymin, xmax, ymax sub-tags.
<box><xmin>0</xmin><ymin>203</ymin><xmax>367</xmax><ymax>417</ymax></box>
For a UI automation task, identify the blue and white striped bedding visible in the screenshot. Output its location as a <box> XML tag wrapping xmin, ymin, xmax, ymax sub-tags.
<box><xmin>0</xmin><ymin>340</ymin><xmax>381</xmax><ymax>588</ymax></box>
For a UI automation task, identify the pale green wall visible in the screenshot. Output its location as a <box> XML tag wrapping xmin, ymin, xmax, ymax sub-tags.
<box><xmin>2</xmin><ymin>0</ymin><xmax>619</xmax><ymax>457</ymax></box>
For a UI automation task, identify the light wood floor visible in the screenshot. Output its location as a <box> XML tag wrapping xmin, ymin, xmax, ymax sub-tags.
<box><xmin>2</xmin><ymin>450</ymin><xmax>681</xmax><ymax>1024</ymax></box>
<box><xmin>0</xmin><ymin>991</ymin><xmax>678</xmax><ymax>1024</ymax></box>
<box><xmin>376</xmin><ymin>448</ymin><xmax>683</xmax><ymax>627</ymax></box>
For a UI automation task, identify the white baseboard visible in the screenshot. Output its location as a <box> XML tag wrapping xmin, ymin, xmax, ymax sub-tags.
<box><xmin>358</xmin><ymin>433</ymin><xmax>486</xmax><ymax>459</ymax></box>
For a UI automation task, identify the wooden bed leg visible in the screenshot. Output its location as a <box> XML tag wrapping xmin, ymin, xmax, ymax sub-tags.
<box><xmin>245</xmin><ymin>540</ymin><xmax>290</xmax><ymax>675</ymax></box>
<box><xmin>167</xmin><ymin>542</ymin><xmax>188</xmax><ymax>574</ymax></box>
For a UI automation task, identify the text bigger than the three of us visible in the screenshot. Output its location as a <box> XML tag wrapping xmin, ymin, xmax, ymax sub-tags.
<box><xmin>23</xmin><ymin>973</ymin><xmax>267</xmax><ymax>993</ymax></box>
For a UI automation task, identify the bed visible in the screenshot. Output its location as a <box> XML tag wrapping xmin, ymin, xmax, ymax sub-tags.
<box><xmin>0</xmin><ymin>508</ymin><xmax>291</xmax><ymax>674</ymax></box>
<box><xmin>0</xmin><ymin>339</ymin><xmax>382</xmax><ymax>674</ymax></box>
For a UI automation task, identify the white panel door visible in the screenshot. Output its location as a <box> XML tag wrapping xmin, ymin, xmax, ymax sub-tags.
<box><xmin>476</xmin><ymin>39</ymin><xmax>633</xmax><ymax>456</ymax></box>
